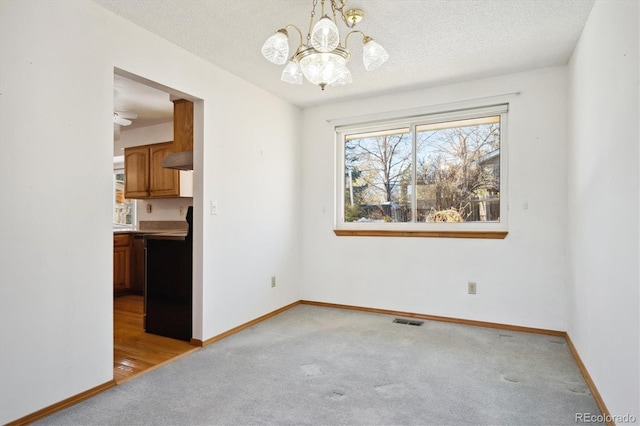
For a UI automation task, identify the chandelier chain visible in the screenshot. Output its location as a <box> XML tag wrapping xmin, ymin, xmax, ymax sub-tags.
<box><xmin>330</xmin><ymin>1</ymin><xmax>337</xmax><ymax>20</ymax></box>
<box><xmin>330</xmin><ymin>1</ymin><xmax>341</xmax><ymax>31</ymax></box>
<box><xmin>307</xmin><ymin>0</ymin><xmax>319</xmax><ymax>44</ymax></box>
<box><xmin>332</xmin><ymin>0</ymin><xmax>357</xmax><ymax>29</ymax></box>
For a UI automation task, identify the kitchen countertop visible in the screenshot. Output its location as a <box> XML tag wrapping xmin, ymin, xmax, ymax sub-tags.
<box><xmin>114</xmin><ymin>220</ymin><xmax>187</xmax><ymax>235</ymax></box>
<box><xmin>113</xmin><ymin>229</ymin><xmax>187</xmax><ymax>237</ymax></box>
<box><xmin>114</xmin><ymin>220</ymin><xmax>188</xmax><ymax>238</ymax></box>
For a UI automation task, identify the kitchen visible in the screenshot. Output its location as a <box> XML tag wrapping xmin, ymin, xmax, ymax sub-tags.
<box><xmin>112</xmin><ymin>73</ymin><xmax>197</xmax><ymax>382</ymax></box>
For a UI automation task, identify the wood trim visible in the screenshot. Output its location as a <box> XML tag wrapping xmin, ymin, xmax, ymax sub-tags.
<box><xmin>190</xmin><ymin>337</ymin><xmax>203</xmax><ymax>347</ymax></box>
<box><xmin>300</xmin><ymin>300</ymin><xmax>565</xmax><ymax>336</ymax></box>
<box><xmin>5</xmin><ymin>380</ymin><xmax>116</xmax><ymax>426</ymax></box>
<box><xmin>192</xmin><ymin>301</ymin><xmax>301</xmax><ymax>347</ymax></box>
<box><xmin>334</xmin><ymin>229</ymin><xmax>508</xmax><ymax>239</ymax></box>
<box><xmin>565</xmin><ymin>334</ymin><xmax>613</xmax><ymax>426</ymax></box>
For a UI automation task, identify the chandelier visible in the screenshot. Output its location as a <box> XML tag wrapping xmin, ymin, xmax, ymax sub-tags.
<box><xmin>261</xmin><ymin>0</ymin><xmax>389</xmax><ymax>90</ymax></box>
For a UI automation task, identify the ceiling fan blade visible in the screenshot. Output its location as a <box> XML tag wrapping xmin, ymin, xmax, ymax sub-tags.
<box><xmin>116</xmin><ymin>111</ymin><xmax>137</xmax><ymax>119</ymax></box>
<box><xmin>114</xmin><ymin>116</ymin><xmax>132</xmax><ymax>126</ymax></box>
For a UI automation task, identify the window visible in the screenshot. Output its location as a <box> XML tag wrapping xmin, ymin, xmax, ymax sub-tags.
<box><xmin>335</xmin><ymin>105</ymin><xmax>508</xmax><ymax>238</ymax></box>
<box><xmin>114</xmin><ymin>168</ymin><xmax>136</xmax><ymax>227</ymax></box>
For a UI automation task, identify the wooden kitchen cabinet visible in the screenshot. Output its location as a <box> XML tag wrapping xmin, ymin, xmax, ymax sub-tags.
<box><xmin>123</xmin><ymin>146</ymin><xmax>150</xmax><ymax>198</ymax></box>
<box><xmin>113</xmin><ymin>234</ymin><xmax>131</xmax><ymax>294</ymax></box>
<box><xmin>124</xmin><ymin>142</ymin><xmax>190</xmax><ymax>199</ymax></box>
<box><xmin>150</xmin><ymin>143</ymin><xmax>180</xmax><ymax>197</ymax></box>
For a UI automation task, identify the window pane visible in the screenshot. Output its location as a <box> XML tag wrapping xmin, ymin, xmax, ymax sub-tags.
<box><xmin>344</xmin><ymin>128</ymin><xmax>412</xmax><ymax>223</ymax></box>
<box><xmin>114</xmin><ymin>172</ymin><xmax>135</xmax><ymax>225</ymax></box>
<box><xmin>415</xmin><ymin>116</ymin><xmax>500</xmax><ymax>223</ymax></box>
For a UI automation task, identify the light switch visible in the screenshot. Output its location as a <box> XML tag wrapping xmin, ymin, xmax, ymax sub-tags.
<box><xmin>210</xmin><ymin>200</ymin><xmax>218</xmax><ymax>215</ymax></box>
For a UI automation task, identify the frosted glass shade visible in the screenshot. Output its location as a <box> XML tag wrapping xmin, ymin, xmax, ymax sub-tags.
<box><xmin>362</xmin><ymin>40</ymin><xmax>389</xmax><ymax>71</ymax></box>
<box><xmin>299</xmin><ymin>52</ymin><xmax>347</xmax><ymax>87</ymax></box>
<box><xmin>281</xmin><ymin>61</ymin><xmax>303</xmax><ymax>84</ymax></box>
<box><xmin>262</xmin><ymin>31</ymin><xmax>289</xmax><ymax>65</ymax></box>
<box><xmin>310</xmin><ymin>17</ymin><xmax>340</xmax><ymax>53</ymax></box>
<box><xmin>331</xmin><ymin>66</ymin><xmax>352</xmax><ymax>86</ymax></box>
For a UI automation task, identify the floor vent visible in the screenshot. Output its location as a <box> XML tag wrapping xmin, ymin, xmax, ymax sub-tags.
<box><xmin>393</xmin><ymin>318</ymin><xmax>424</xmax><ymax>326</ymax></box>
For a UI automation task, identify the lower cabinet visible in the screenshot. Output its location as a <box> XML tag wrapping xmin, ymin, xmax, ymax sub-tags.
<box><xmin>113</xmin><ymin>234</ymin><xmax>131</xmax><ymax>294</ymax></box>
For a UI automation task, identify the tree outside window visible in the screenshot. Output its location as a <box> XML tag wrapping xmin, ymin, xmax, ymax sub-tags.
<box><xmin>114</xmin><ymin>171</ymin><xmax>135</xmax><ymax>226</ymax></box>
<box><xmin>343</xmin><ymin>113</ymin><xmax>502</xmax><ymax>225</ymax></box>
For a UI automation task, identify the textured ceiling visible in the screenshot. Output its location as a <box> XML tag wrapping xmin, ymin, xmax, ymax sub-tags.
<box><xmin>96</xmin><ymin>0</ymin><xmax>594</xmax><ymax>109</ymax></box>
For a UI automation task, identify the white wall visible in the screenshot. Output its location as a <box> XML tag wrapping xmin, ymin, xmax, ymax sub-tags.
<box><xmin>198</xmin><ymin>63</ymin><xmax>303</xmax><ymax>340</ymax></box>
<box><xmin>115</xmin><ymin>121</ymin><xmax>174</xmax><ymax>155</ymax></box>
<box><xmin>301</xmin><ymin>67</ymin><xmax>569</xmax><ymax>331</ymax></box>
<box><xmin>135</xmin><ymin>198</ymin><xmax>193</xmax><ymax>223</ymax></box>
<box><xmin>567</xmin><ymin>0</ymin><xmax>639</xmax><ymax>419</ymax></box>
<box><xmin>0</xmin><ymin>1</ymin><xmax>301</xmax><ymax>423</ymax></box>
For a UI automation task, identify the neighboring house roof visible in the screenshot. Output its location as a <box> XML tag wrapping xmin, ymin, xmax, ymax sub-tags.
<box><xmin>477</xmin><ymin>149</ymin><xmax>500</xmax><ymax>166</ymax></box>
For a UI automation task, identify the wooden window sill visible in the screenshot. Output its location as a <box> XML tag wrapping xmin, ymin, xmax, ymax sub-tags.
<box><xmin>333</xmin><ymin>230</ymin><xmax>508</xmax><ymax>239</ymax></box>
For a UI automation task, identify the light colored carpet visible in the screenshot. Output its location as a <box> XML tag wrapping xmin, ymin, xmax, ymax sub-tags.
<box><xmin>37</xmin><ymin>304</ymin><xmax>603</xmax><ymax>425</ymax></box>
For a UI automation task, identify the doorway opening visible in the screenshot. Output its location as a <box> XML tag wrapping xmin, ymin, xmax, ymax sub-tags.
<box><xmin>112</xmin><ymin>69</ymin><xmax>200</xmax><ymax>383</ymax></box>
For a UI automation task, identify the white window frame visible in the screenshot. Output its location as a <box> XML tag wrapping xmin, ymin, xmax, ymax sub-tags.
<box><xmin>334</xmin><ymin>104</ymin><xmax>509</xmax><ymax>238</ymax></box>
<box><xmin>113</xmin><ymin>159</ymin><xmax>137</xmax><ymax>229</ymax></box>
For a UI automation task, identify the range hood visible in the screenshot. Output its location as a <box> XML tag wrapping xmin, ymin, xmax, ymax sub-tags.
<box><xmin>162</xmin><ymin>99</ymin><xmax>193</xmax><ymax>171</ymax></box>
<box><xmin>161</xmin><ymin>150</ymin><xmax>193</xmax><ymax>171</ymax></box>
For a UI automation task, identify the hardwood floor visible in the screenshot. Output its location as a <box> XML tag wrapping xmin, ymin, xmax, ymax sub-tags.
<box><xmin>113</xmin><ymin>295</ymin><xmax>198</xmax><ymax>384</ymax></box>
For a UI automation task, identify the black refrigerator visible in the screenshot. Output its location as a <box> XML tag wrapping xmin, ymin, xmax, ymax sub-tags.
<box><xmin>144</xmin><ymin>207</ymin><xmax>192</xmax><ymax>342</ymax></box>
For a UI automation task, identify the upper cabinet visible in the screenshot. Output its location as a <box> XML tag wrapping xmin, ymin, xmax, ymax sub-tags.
<box><xmin>124</xmin><ymin>146</ymin><xmax>150</xmax><ymax>198</ymax></box>
<box><xmin>149</xmin><ymin>142</ymin><xmax>180</xmax><ymax>197</ymax></box>
<box><xmin>124</xmin><ymin>142</ymin><xmax>193</xmax><ymax>198</ymax></box>
<box><xmin>123</xmin><ymin>99</ymin><xmax>194</xmax><ymax>199</ymax></box>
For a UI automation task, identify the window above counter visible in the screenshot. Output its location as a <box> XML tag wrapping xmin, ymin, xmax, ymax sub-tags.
<box><xmin>114</xmin><ymin>161</ymin><xmax>136</xmax><ymax>229</ymax></box>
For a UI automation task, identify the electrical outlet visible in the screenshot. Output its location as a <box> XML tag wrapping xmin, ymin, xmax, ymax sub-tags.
<box><xmin>271</xmin><ymin>276</ymin><xmax>276</xmax><ymax>288</ymax></box>
<box><xmin>468</xmin><ymin>282</ymin><xmax>477</xmax><ymax>295</ymax></box>
<box><xmin>146</xmin><ymin>204</ymin><xmax>152</xmax><ymax>214</ymax></box>
<box><xmin>179</xmin><ymin>207</ymin><xmax>185</xmax><ymax>216</ymax></box>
